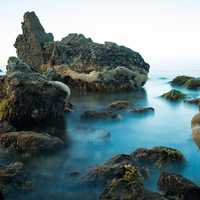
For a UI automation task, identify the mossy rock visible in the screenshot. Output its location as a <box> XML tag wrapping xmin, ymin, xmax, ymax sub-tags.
<box><xmin>171</xmin><ymin>75</ymin><xmax>193</xmax><ymax>86</ymax></box>
<box><xmin>161</xmin><ymin>89</ymin><xmax>186</xmax><ymax>101</ymax></box>
<box><xmin>184</xmin><ymin>78</ymin><xmax>200</xmax><ymax>89</ymax></box>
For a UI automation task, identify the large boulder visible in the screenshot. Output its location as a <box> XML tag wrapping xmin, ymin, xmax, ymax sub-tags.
<box><xmin>0</xmin><ymin>131</ymin><xmax>64</xmax><ymax>155</ymax></box>
<box><xmin>0</xmin><ymin>57</ymin><xmax>70</xmax><ymax>128</ymax></box>
<box><xmin>14</xmin><ymin>11</ymin><xmax>150</xmax><ymax>92</ymax></box>
<box><xmin>191</xmin><ymin>113</ymin><xmax>200</xmax><ymax>148</ymax></box>
<box><xmin>158</xmin><ymin>172</ymin><xmax>200</xmax><ymax>200</ymax></box>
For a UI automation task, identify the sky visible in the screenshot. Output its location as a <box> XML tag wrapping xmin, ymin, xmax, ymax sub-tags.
<box><xmin>0</xmin><ymin>0</ymin><xmax>200</xmax><ymax>71</ymax></box>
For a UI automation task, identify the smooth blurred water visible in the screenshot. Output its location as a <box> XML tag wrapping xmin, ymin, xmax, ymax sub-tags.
<box><xmin>8</xmin><ymin>69</ymin><xmax>200</xmax><ymax>200</ymax></box>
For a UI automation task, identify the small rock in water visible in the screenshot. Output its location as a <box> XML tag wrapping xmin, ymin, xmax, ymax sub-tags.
<box><xmin>158</xmin><ymin>172</ymin><xmax>200</xmax><ymax>200</ymax></box>
<box><xmin>107</xmin><ymin>100</ymin><xmax>131</xmax><ymax>111</ymax></box>
<box><xmin>131</xmin><ymin>146</ymin><xmax>185</xmax><ymax>168</ymax></box>
<box><xmin>81</xmin><ymin>110</ymin><xmax>122</xmax><ymax>120</ymax></box>
<box><xmin>185</xmin><ymin>98</ymin><xmax>200</xmax><ymax>106</ymax></box>
<box><xmin>161</xmin><ymin>89</ymin><xmax>186</xmax><ymax>101</ymax></box>
<box><xmin>129</xmin><ymin>107</ymin><xmax>155</xmax><ymax>114</ymax></box>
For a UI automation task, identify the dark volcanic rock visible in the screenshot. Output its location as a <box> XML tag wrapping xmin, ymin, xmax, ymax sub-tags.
<box><xmin>131</xmin><ymin>146</ymin><xmax>185</xmax><ymax>168</ymax></box>
<box><xmin>161</xmin><ymin>89</ymin><xmax>186</xmax><ymax>101</ymax></box>
<box><xmin>81</xmin><ymin>110</ymin><xmax>121</xmax><ymax>120</ymax></box>
<box><xmin>0</xmin><ymin>131</ymin><xmax>64</xmax><ymax>155</ymax></box>
<box><xmin>0</xmin><ymin>57</ymin><xmax>70</xmax><ymax>128</ymax></box>
<box><xmin>14</xmin><ymin>11</ymin><xmax>150</xmax><ymax>92</ymax></box>
<box><xmin>158</xmin><ymin>172</ymin><xmax>200</xmax><ymax>200</ymax></box>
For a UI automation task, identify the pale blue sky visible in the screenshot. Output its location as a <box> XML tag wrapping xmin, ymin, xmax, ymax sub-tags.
<box><xmin>1</xmin><ymin>0</ymin><xmax>200</xmax><ymax>71</ymax></box>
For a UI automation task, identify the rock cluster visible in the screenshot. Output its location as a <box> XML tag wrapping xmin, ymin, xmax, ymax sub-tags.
<box><xmin>14</xmin><ymin>11</ymin><xmax>150</xmax><ymax>92</ymax></box>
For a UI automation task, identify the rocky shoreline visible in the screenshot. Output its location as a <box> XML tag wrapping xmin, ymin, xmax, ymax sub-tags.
<box><xmin>0</xmin><ymin>11</ymin><xmax>200</xmax><ymax>200</ymax></box>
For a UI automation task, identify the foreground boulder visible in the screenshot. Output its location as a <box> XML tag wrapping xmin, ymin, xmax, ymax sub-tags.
<box><xmin>0</xmin><ymin>57</ymin><xmax>70</xmax><ymax>128</ymax></box>
<box><xmin>158</xmin><ymin>172</ymin><xmax>200</xmax><ymax>200</ymax></box>
<box><xmin>0</xmin><ymin>131</ymin><xmax>64</xmax><ymax>155</ymax></box>
<box><xmin>14</xmin><ymin>11</ymin><xmax>150</xmax><ymax>92</ymax></box>
<box><xmin>131</xmin><ymin>146</ymin><xmax>185</xmax><ymax>168</ymax></box>
<box><xmin>171</xmin><ymin>75</ymin><xmax>200</xmax><ymax>90</ymax></box>
<box><xmin>161</xmin><ymin>89</ymin><xmax>186</xmax><ymax>101</ymax></box>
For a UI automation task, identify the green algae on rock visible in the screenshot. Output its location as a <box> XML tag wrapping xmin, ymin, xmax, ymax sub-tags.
<box><xmin>161</xmin><ymin>89</ymin><xmax>186</xmax><ymax>101</ymax></box>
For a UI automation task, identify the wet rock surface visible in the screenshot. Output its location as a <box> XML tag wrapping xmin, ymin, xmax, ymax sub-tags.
<box><xmin>171</xmin><ymin>75</ymin><xmax>200</xmax><ymax>90</ymax></box>
<box><xmin>161</xmin><ymin>89</ymin><xmax>186</xmax><ymax>101</ymax></box>
<box><xmin>0</xmin><ymin>131</ymin><xmax>64</xmax><ymax>155</ymax></box>
<box><xmin>129</xmin><ymin>107</ymin><xmax>155</xmax><ymax>114</ymax></box>
<box><xmin>191</xmin><ymin>113</ymin><xmax>200</xmax><ymax>148</ymax></box>
<box><xmin>14</xmin><ymin>11</ymin><xmax>150</xmax><ymax>92</ymax></box>
<box><xmin>158</xmin><ymin>172</ymin><xmax>200</xmax><ymax>200</ymax></box>
<box><xmin>107</xmin><ymin>100</ymin><xmax>131</xmax><ymax>111</ymax></box>
<box><xmin>131</xmin><ymin>146</ymin><xmax>185</xmax><ymax>168</ymax></box>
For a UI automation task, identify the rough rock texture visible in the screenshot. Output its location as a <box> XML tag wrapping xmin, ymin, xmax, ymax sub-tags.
<box><xmin>158</xmin><ymin>172</ymin><xmax>200</xmax><ymax>200</ymax></box>
<box><xmin>14</xmin><ymin>11</ymin><xmax>150</xmax><ymax>92</ymax></box>
<box><xmin>161</xmin><ymin>89</ymin><xmax>186</xmax><ymax>101</ymax></box>
<box><xmin>0</xmin><ymin>131</ymin><xmax>64</xmax><ymax>155</ymax></box>
<box><xmin>131</xmin><ymin>146</ymin><xmax>185</xmax><ymax>168</ymax></box>
<box><xmin>14</xmin><ymin>12</ymin><xmax>54</xmax><ymax>71</ymax></box>
<box><xmin>0</xmin><ymin>57</ymin><xmax>69</xmax><ymax>128</ymax></box>
<box><xmin>107</xmin><ymin>100</ymin><xmax>131</xmax><ymax>111</ymax></box>
<box><xmin>171</xmin><ymin>75</ymin><xmax>200</xmax><ymax>90</ymax></box>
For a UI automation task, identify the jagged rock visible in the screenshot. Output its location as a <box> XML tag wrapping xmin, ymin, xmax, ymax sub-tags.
<box><xmin>0</xmin><ymin>57</ymin><xmax>70</xmax><ymax>128</ymax></box>
<box><xmin>158</xmin><ymin>172</ymin><xmax>200</xmax><ymax>200</ymax></box>
<box><xmin>161</xmin><ymin>89</ymin><xmax>186</xmax><ymax>101</ymax></box>
<box><xmin>14</xmin><ymin>12</ymin><xmax>150</xmax><ymax>92</ymax></box>
<box><xmin>129</xmin><ymin>107</ymin><xmax>155</xmax><ymax>114</ymax></box>
<box><xmin>171</xmin><ymin>75</ymin><xmax>200</xmax><ymax>90</ymax></box>
<box><xmin>107</xmin><ymin>101</ymin><xmax>131</xmax><ymax>111</ymax></box>
<box><xmin>131</xmin><ymin>146</ymin><xmax>185</xmax><ymax>168</ymax></box>
<box><xmin>14</xmin><ymin>11</ymin><xmax>54</xmax><ymax>71</ymax></box>
<box><xmin>0</xmin><ymin>131</ymin><xmax>64</xmax><ymax>155</ymax></box>
<box><xmin>81</xmin><ymin>110</ymin><xmax>121</xmax><ymax>120</ymax></box>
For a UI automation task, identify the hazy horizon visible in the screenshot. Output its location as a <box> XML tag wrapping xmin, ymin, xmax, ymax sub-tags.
<box><xmin>1</xmin><ymin>0</ymin><xmax>200</xmax><ymax>71</ymax></box>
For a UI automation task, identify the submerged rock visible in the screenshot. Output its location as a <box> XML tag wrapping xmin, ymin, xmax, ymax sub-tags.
<box><xmin>131</xmin><ymin>146</ymin><xmax>185</xmax><ymax>168</ymax></box>
<box><xmin>161</xmin><ymin>89</ymin><xmax>186</xmax><ymax>101</ymax></box>
<box><xmin>171</xmin><ymin>75</ymin><xmax>200</xmax><ymax>90</ymax></box>
<box><xmin>14</xmin><ymin>11</ymin><xmax>150</xmax><ymax>92</ymax></box>
<box><xmin>129</xmin><ymin>107</ymin><xmax>155</xmax><ymax>114</ymax></box>
<box><xmin>0</xmin><ymin>57</ymin><xmax>70</xmax><ymax>128</ymax></box>
<box><xmin>107</xmin><ymin>100</ymin><xmax>131</xmax><ymax>111</ymax></box>
<box><xmin>81</xmin><ymin>110</ymin><xmax>121</xmax><ymax>120</ymax></box>
<box><xmin>158</xmin><ymin>172</ymin><xmax>200</xmax><ymax>200</ymax></box>
<box><xmin>185</xmin><ymin>98</ymin><xmax>200</xmax><ymax>106</ymax></box>
<box><xmin>0</xmin><ymin>131</ymin><xmax>64</xmax><ymax>155</ymax></box>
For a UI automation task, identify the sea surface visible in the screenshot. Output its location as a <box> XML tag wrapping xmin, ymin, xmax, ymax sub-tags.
<box><xmin>5</xmin><ymin>68</ymin><xmax>200</xmax><ymax>199</ymax></box>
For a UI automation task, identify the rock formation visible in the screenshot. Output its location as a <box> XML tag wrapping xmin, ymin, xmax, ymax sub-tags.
<box><xmin>0</xmin><ymin>57</ymin><xmax>70</xmax><ymax>128</ymax></box>
<box><xmin>14</xmin><ymin>11</ymin><xmax>150</xmax><ymax>92</ymax></box>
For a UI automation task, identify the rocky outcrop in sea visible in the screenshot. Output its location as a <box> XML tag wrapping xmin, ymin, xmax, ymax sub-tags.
<box><xmin>14</xmin><ymin>11</ymin><xmax>150</xmax><ymax>92</ymax></box>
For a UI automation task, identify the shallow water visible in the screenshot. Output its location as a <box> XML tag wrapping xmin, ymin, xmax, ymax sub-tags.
<box><xmin>7</xmin><ymin>69</ymin><xmax>200</xmax><ymax>199</ymax></box>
